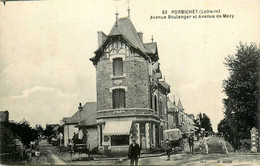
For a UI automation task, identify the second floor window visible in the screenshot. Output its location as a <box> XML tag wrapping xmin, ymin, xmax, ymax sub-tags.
<box><xmin>112</xmin><ymin>89</ymin><xmax>126</xmax><ymax>109</ymax></box>
<box><xmin>113</xmin><ymin>58</ymin><xmax>123</xmax><ymax>76</ymax></box>
<box><xmin>154</xmin><ymin>96</ymin><xmax>157</xmax><ymax>112</ymax></box>
<box><xmin>159</xmin><ymin>100</ymin><xmax>163</xmax><ymax>116</ymax></box>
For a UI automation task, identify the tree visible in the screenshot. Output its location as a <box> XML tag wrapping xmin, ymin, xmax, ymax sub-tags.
<box><xmin>43</xmin><ymin>125</ymin><xmax>54</xmax><ymax>137</ymax></box>
<box><xmin>8</xmin><ymin>120</ymin><xmax>38</xmax><ymax>145</ymax></box>
<box><xmin>35</xmin><ymin>124</ymin><xmax>44</xmax><ymax>136</ymax></box>
<box><xmin>219</xmin><ymin>42</ymin><xmax>260</xmax><ymax>149</ymax></box>
<box><xmin>217</xmin><ymin>118</ymin><xmax>235</xmax><ymax>145</ymax></box>
<box><xmin>195</xmin><ymin>113</ymin><xmax>213</xmax><ymax>134</ymax></box>
<box><xmin>200</xmin><ymin>113</ymin><xmax>213</xmax><ymax>132</ymax></box>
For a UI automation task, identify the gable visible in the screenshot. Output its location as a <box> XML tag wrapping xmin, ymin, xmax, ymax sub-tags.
<box><xmin>101</xmin><ymin>39</ymin><xmax>131</xmax><ymax>61</ymax></box>
<box><xmin>90</xmin><ymin>18</ymin><xmax>151</xmax><ymax>65</ymax></box>
<box><xmin>65</xmin><ymin>102</ymin><xmax>97</xmax><ymax>126</ymax></box>
<box><xmin>144</xmin><ymin>42</ymin><xmax>159</xmax><ymax>62</ymax></box>
<box><xmin>91</xmin><ymin>36</ymin><xmax>148</xmax><ymax>65</ymax></box>
<box><xmin>109</xmin><ymin>17</ymin><xmax>146</xmax><ymax>52</ymax></box>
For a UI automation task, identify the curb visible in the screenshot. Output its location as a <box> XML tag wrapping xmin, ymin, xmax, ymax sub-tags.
<box><xmin>140</xmin><ymin>153</ymin><xmax>165</xmax><ymax>158</ymax></box>
<box><xmin>92</xmin><ymin>153</ymin><xmax>166</xmax><ymax>161</ymax></box>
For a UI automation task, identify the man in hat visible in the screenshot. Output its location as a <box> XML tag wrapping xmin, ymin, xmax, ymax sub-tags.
<box><xmin>128</xmin><ymin>137</ymin><xmax>141</xmax><ymax>166</ymax></box>
<box><xmin>188</xmin><ymin>134</ymin><xmax>194</xmax><ymax>154</ymax></box>
<box><xmin>165</xmin><ymin>139</ymin><xmax>171</xmax><ymax>161</ymax></box>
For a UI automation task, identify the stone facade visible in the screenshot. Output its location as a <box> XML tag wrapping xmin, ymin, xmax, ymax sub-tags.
<box><xmin>63</xmin><ymin>15</ymin><xmax>196</xmax><ymax>154</ymax></box>
<box><xmin>96</xmin><ymin>44</ymin><xmax>150</xmax><ymax>111</ymax></box>
<box><xmin>90</xmin><ymin>17</ymin><xmax>171</xmax><ymax>154</ymax></box>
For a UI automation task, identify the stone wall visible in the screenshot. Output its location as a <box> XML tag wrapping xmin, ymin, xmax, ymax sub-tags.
<box><xmin>96</xmin><ymin>51</ymin><xmax>150</xmax><ymax>111</ymax></box>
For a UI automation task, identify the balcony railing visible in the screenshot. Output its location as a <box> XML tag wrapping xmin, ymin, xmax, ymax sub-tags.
<box><xmin>97</xmin><ymin>108</ymin><xmax>159</xmax><ymax>119</ymax></box>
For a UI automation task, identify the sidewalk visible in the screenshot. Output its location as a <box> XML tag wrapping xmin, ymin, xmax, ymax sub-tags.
<box><xmin>92</xmin><ymin>152</ymin><xmax>166</xmax><ymax>161</ymax></box>
<box><xmin>47</xmin><ymin>150</ymin><xmax>67</xmax><ymax>165</ymax></box>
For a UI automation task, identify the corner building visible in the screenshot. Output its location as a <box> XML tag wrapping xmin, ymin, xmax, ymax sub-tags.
<box><xmin>90</xmin><ymin>16</ymin><xmax>170</xmax><ymax>154</ymax></box>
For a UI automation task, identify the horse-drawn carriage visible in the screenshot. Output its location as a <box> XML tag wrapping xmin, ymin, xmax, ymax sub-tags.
<box><xmin>163</xmin><ymin>128</ymin><xmax>184</xmax><ymax>153</ymax></box>
<box><xmin>68</xmin><ymin>139</ymin><xmax>89</xmax><ymax>161</ymax></box>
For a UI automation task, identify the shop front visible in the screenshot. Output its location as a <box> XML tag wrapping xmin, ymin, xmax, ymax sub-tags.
<box><xmin>97</xmin><ymin>119</ymin><xmax>160</xmax><ymax>155</ymax></box>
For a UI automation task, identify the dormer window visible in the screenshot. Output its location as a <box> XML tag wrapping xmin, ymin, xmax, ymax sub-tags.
<box><xmin>113</xmin><ymin>58</ymin><xmax>123</xmax><ymax>76</ymax></box>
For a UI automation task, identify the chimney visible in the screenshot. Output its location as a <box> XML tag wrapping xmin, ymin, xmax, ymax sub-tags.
<box><xmin>173</xmin><ymin>95</ymin><xmax>176</xmax><ymax>105</ymax></box>
<box><xmin>97</xmin><ymin>31</ymin><xmax>107</xmax><ymax>47</ymax></box>
<box><xmin>78</xmin><ymin>103</ymin><xmax>83</xmax><ymax>125</ymax></box>
<box><xmin>137</xmin><ymin>32</ymin><xmax>143</xmax><ymax>43</ymax></box>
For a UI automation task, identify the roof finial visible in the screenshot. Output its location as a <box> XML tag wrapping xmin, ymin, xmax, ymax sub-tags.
<box><xmin>151</xmin><ymin>35</ymin><xmax>154</xmax><ymax>43</ymax></box>
<box><xmin>115</xmin><ymin>7</ymin><xmax>119</xmax><ymax>28</ymax></box>
<box><xmin>127</xmin><ymin>0</ymin><xmax>130</xmax><ymax>18</ymax></box>
<box><xmin>164</xmin><ymin>75</ymin><xmax>165</xmax><ymax>81</ymax></box>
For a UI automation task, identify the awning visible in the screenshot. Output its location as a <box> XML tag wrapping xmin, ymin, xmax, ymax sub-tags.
<box><xmin>103</xmin><ymin>121</ymin><xmax>132</xmax><ymax>136</ymax></box>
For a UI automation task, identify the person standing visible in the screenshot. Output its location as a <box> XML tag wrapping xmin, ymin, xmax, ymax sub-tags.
<box><xmin>141</xmin><ymin>135</ymin><xmax>146</xmax><ymax>149</ymax></box>
<box><xmin>165</xmin><ymin>139</ymin><xmax>171</xmax><ymax>161</ymax></box>
<box><xmin>188</xmin><ymin>134</ymin><xmax>194</xmax><ymax>154</ymax></box>
<box><xmin>199</xmin><ymin>136</ymin><xmax>204</xmax><ymax>154</ymax></box>
<box><xmin>128</xmin><ymin>138</ymin><xmax>141</xmax><ymax>166</ymax></box>
<box><xmin>203</xmin><ymin>136</ymin><xmax>209</xmax><ymax>154</ymax></box>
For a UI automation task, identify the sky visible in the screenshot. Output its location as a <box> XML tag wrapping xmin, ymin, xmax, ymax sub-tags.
<box><xmin>0</xmin><ymin>0</ymin><xmax>259</xmax><ymax>131</ymax></box>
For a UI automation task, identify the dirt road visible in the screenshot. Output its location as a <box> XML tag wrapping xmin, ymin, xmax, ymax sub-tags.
<box><xmin>30</xmin><ymin>139</ymin><xmax>66</xmax><ymax>165</ymax></box>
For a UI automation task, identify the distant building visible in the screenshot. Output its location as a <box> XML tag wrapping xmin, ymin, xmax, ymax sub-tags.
<box><xmin>76</xmin><ymin>102</ymin><xmax>98</xmax><ymax>150</ymax></box>
<box><xmin>167</xmin><ymin>98</ymin><xmax>197</xmax><ymax>134</ymax></box>
<box><xmin>45</xmin><ymin>124</ymin><xmax>60</xmax><ymax>132</ymax></box>
<box><xmin>63</xmin><ymin>111</ymin><xmax>80</xmax><ymax>146</ymax></box>
<box><xmin>63</xmin><ymin>102</ymin><xmax>97</xmax><ymax>147</ymax></box>
<box><xmin>188</xmin><ymin>114</ymin><xmax>195</xmax><ymax>120</ymax></box>
<box><xmin>0</xmin><ymin>111</ymin><xmax>9</xmax><ymax>123</ymax></box>
<box><xmin>60</xmin><ymin>117</ymin><xmax>69</xmax><ymax>126</ymax></box>
<box><xmin>0</xmin><ymin>111</ymin><xmax>17</xmax><ymax>155</ymax></box>
<box><xmin>167</xmin><ymin>97</ymin><xmax>179</xmax><ymax>129</ymax></box>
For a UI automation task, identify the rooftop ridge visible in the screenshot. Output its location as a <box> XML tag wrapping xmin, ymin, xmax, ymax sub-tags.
<box><xmin>118</xmin><ymin>16</ymin><xmax>129</xmax><ymax>20</ymax></box>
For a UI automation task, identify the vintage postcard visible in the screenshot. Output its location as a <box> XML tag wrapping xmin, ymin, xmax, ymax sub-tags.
<box><xmin>0</xmin><ymin>0</ymin><xmax>259</xmax><ymax>165</ymax></box>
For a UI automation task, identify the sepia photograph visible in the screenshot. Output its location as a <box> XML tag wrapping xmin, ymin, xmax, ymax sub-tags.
<box><xmin>0</xmin><ymin>0</ymin><xmax>259</xmax><ymax>165</ymax></box>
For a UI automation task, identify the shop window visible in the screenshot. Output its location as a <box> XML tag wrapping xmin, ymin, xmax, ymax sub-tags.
<box><xmin>112</xmin><ymin>89</ymin><xmax>126</xmax><ymax>109</ymax></box>
<box><xmin>111</xmin><ymin>135</ymin><xmax>129</xmax><ymax>146</ymax></box>
<box><xmin>113</xmin><ymin>58</ymin><xmax>123</xmax><ymax>76</ymax></box>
